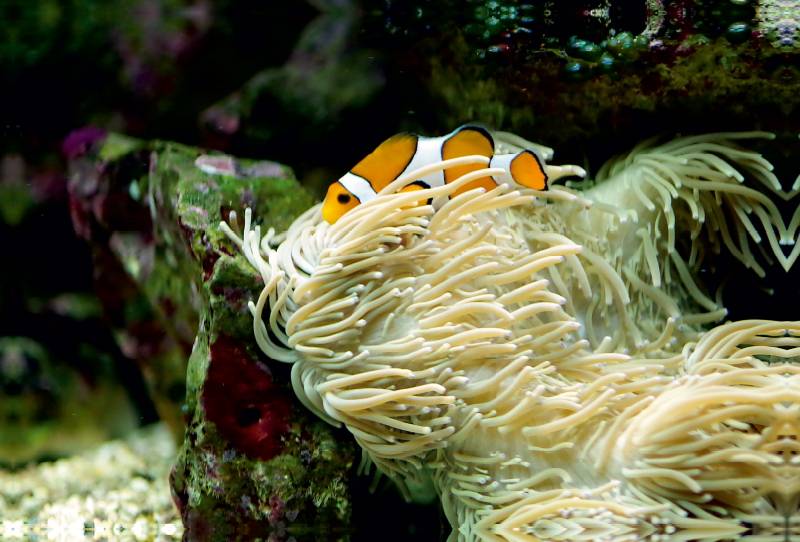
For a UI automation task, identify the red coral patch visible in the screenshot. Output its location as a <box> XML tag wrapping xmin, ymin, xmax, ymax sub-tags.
<box><xmin>203</xmin><ymin>334</ymin><xmax>293</xmax><ymax>461</ymax></box>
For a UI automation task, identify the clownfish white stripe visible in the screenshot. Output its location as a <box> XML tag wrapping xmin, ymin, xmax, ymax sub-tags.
<box><xmin>489</xmin><ymin>153</ymin><xmax>518</xmax><ymax>186</ymax></box>
<box><xmin>400</xmin><ymin>136</ymin><xmax>446</xmax><ymax>189</ymax></box>
<box><xmin>489</xmin><ymin>150</ymin><xmax>548</xmax><ymax>192</ymax></box>
<box><xmin>338</xmin><ymin>172</ymin><xmax>377</xmax><ymax>204</ymax></box>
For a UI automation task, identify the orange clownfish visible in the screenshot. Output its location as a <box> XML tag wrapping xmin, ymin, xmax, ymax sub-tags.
<box><xmin>322</xmin><ymin>125</ymin><xmax>549</xmax><ymax>224</ymax></box>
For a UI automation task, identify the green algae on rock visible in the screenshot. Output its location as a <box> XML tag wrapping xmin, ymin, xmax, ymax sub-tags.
<box><xmin>424</xmin><ymin>32</ymin><xmax>799</xmax><ymax>156</ymax></box>
<box><xmin>66</xmin><ymin>131</ymin><xmax>356</xmax><ymax>539</ymax></box>
<box><xmin>367</xmin><ymin>4</ymin><xmax>798</xmax><ymax>169</ymax></box>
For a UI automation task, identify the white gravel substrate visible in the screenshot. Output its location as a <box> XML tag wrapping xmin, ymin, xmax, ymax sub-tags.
<box><xmin>0</xmin><ymin>423</ymin><xmax>183</xmax><ymax>541</ymax></box>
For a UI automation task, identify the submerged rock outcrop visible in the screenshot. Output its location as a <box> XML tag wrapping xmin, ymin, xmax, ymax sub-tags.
<box><xmin>66</xmin><ymin>132</ymin><xmax>355</xmax><ymax>541</ymax></box>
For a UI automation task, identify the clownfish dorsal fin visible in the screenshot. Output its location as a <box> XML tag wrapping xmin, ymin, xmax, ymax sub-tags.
<box><xmin>510</xmin><ymin>150</ymin><xmax>549</xmax><ymax>191</ymax></box>
<box><xmin>441</xmin><ymin>125</ymin><xmax>495</xmax><ymax>187</ymax></box>
<box><xmin>442</xmin><ymin>126</ymin><xmax>495</xmax><ymax>161</ymax></box>
<box><xmin>350</xmin><ymin>132</ymin><xmax>419</xmax><ymax>192</ymax></box>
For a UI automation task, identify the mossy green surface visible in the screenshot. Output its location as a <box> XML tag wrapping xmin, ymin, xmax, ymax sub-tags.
<box><xmin>175</xmin><ymin>414</ymin><xmax>352</xmax><ymax>521</ymax></box>
<box><xmin>99</xmin><ymin>133</ymin><xmax>144</xmax><ymax>161</ymax></box>
<box><xmin>423</xmin><ymin>33</ymin><xmax>799</xmax><ymax>161</ymax></box>
<box><xmin>153</xmin><ymin>142</ymin><xmax>350</xmax><ymax>535</ymax></box>
<box><xmin>88</xmin><ymin>134</ymin><xmax>353</xmax><ymax>537</ymax></box>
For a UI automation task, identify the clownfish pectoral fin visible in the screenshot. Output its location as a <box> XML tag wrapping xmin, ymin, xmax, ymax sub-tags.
<box><xmin>351</xmin><ymin>132</ymin><xmax>419</xmax><ymax>193</ymax></box>
<box><xmin>398</xmin><ymin>180</ymin><xmax>434</xmax><ymax>207</ymax></box>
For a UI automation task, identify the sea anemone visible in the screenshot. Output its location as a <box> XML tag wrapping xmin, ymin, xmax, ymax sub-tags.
<box><xmin>222</xmin><ymin>131</ymin><xmax>794</xmax><ymax>541</ymax></box>
<box><xmin>612</xmin><ymin>319</ymin><xmax>800</xmax><ymax>539</ymax></box>
<box><xmin>530</xmin><ymin>131</ymin><xmax>785</xmax><ymax>353</ymax></box>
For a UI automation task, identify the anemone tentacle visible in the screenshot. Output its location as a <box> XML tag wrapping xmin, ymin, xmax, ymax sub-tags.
<box><xmin>224</xmin><ymin>131</ymin><xmax>798</xmax><ymax>541</ymax></box>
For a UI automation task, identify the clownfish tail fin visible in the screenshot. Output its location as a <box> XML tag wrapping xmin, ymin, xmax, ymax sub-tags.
<box><xmin>510</xmin><ymin>149</ymin><xmax>549</xmax><ymax>191</ymax></box>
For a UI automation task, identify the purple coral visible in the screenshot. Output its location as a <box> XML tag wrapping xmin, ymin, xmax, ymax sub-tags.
<box><xmin>62</xmin><ymin>126</ymin><xmax>108</xmax><ymax>160</ymax></box>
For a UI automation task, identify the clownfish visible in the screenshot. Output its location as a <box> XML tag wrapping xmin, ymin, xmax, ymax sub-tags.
<box><xmin>322</xmin><ymin>125</ymin><xmax>549</xmax><ymax>224</ymax></box>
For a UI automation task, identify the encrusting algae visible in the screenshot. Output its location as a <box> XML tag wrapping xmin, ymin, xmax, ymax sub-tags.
<box><xmin>221</xmin><ymin>128</ymin><xmax>800</xmax><ymax>541</ymax></box>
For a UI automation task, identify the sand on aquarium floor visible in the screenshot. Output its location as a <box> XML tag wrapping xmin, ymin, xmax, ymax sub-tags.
<box><xmin>0</xmin><ymin>423</ymin><xmax>183</xmax><ymax>541</ymax></box>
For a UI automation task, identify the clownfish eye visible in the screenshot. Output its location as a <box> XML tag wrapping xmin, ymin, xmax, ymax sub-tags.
<box><xmin>337</xmin><ymin>193</ymin><xmax>351</xmax><ymax>204</ymax></box>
